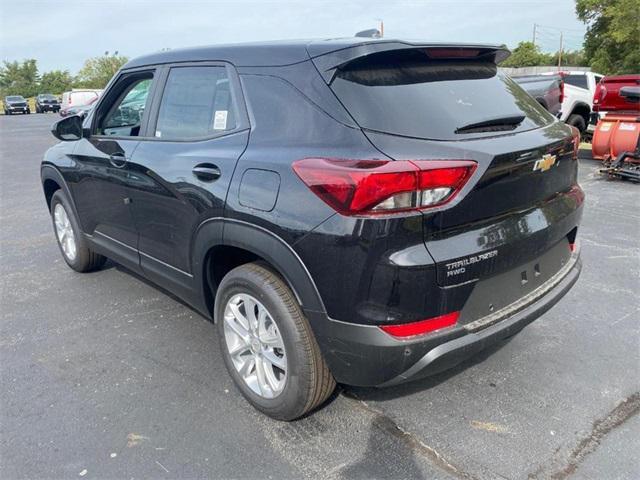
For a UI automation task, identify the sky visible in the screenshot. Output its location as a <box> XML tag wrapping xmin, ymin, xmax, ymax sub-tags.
<box><xmin>0</xmin><ymin>0</ymin><xmax>587</xmax><ymax>75</ymax></box>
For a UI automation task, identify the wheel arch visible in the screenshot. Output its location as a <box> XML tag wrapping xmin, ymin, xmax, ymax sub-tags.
<box><xmin>192</xmin><ymin>218</ymin><xmax>326</xmax><ymax>322</ymax></box>
<box><xmin>41</xmin><ymin>166</ymin><xmax>77</xmax><ymax>216</ymax></box>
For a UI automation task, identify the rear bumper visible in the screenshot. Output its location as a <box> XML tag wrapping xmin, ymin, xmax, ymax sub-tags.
<box><xmin>309</xmin><ymin>249</ymin><xmax>581</xmax><ymax>387</ymax></box>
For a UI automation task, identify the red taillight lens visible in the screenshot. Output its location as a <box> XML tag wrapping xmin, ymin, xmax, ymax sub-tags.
<box><xmin>292</xmin><ymin>158</ymin><xmax>476</xmax><ymax>215</ymax></box>
<box><xmin>379</xmin><ymin>312</ymin><xmax>460</xmax><ymax>338</ymax></box>
<box><xmin>559</xmin><ymin>78</ymin><xmax>565</xmax><ymax>104</ymax></box>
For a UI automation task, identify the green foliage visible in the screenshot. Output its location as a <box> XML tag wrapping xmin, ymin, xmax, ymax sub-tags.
<box><xmin>39</xmin><ymin>70</ymin><xmax>74</xmax><ymax>94</ymax></box>
<box><xmin>502</xmin><ymin>42</ymin><xmax>548</xmax><ymax>67</ymax></box>
<box><xmin>0</xmin><ymin>59</ymin><xmax>39</xmax><ymax>97</ymax></box>
<box><xmin>576</xmin><ymin>0</ymin><xmax>640</xmax><ymax>74</ymax></box>
<box><xmin>502</xmin><ymin>41</ymin><xmax>588</xmax><ymax>68</ymax></box>
<box><xmin>552</xmin><ymin>50</ymin><xmax>587</xmax><ymax>67</ymax></box>
<box><xmin>75</xmin><ymin>55</ymin><xmax>129</xmax><ymax>89</ymax></box>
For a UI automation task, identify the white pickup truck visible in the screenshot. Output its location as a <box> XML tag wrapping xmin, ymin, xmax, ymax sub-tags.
<box><xmin>542</xmin><ymin>70</ymin><xmax>604</xmax><ymax>133</ymax></box>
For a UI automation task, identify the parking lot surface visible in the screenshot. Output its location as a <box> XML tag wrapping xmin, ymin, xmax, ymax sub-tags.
<box><xmin>1</xmin><ymin>113</ymin><xmax>639</xmax><ymax>479</ymax></box>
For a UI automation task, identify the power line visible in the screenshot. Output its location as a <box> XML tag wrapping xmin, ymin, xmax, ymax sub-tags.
<box><xmin>536</xmin><ymin>24</ymin><xmax>586</xmax><ymax>33</ymax></box>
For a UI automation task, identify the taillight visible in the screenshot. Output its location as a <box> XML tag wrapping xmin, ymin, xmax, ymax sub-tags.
<box><xmin>292</xmin><ymin>158</ymin><xmax>476</xmax><ymax>216</ymax></box>
<box><xmin>559</xmin><ymin>78</ymin><xmax>565</xmax><ymax>104</ymax></box>
<box><xmin>379</xmin><ymin>312</ymin><xmax>460</xmax><ymax>338</ymax></box>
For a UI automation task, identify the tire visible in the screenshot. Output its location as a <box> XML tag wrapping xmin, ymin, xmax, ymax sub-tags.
<box><xmin>50</xmin><ymin>190</ymin><xmax>106</xmax><ymax>273</ymax></box>
<box><xmin>216</xmin><ymin>262</ymin><xmax>335</xmax><ymax>420</ymax></box>
<box><xmin>567</xmin><ymin>114</ymin><xmax>586</xmax><ymax>133</ymax></box>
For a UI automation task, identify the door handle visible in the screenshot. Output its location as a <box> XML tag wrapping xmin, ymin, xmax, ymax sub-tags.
<box><xmin>192</xmin><ymin>164</ymin><xmax>221</xmax><ymax>182</ymax></box>
<box><xmin>109</xmin><ymin>153</ymin><xmax>127</xmax><ymax>168</ymax></box>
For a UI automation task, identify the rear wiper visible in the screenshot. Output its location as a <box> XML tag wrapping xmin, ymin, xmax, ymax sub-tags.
<box><xmin>455</xmin><ymin>114</ymin><xmax>526</xmax><ymax>134</ymax></box>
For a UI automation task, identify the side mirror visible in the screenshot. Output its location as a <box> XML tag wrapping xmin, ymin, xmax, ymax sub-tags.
<box><xmin>51</xmin><ymin>115</ymin><xmax>85</xmax><ymax>141</ymax></box>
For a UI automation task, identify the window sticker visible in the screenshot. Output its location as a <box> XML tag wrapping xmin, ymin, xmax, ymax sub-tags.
<box><xmin>213</xmin><ymin>110</ymin><xmax>228</xmax><ymax>130</ymax></box>
<box><xmin>155</xmin><ymin>130</ymin><xmax>162</xmax><ymax>138</ymax></box>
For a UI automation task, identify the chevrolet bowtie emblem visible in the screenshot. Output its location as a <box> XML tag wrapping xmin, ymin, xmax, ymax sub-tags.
<box><xmin>533</xmin><ymin>154</ymin><xmax>557</xmax><ymax>172</ymax></box>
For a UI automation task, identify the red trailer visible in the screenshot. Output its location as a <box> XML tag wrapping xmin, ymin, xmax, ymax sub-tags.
<box><xmin>592</xmin><ymin>75</ymin><xmax>640</xmax><ymax>161</ymax></box>
<box><xmin>591</xmin><ymin>75</ymin><xmax>640</xmax><ymax>181</ymax></box>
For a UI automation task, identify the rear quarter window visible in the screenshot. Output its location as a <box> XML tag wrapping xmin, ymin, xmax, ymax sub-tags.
<box><xmin>330</xmin><ymin>49</ymin><xmax>554</xmax><ymax>141</ymax></box>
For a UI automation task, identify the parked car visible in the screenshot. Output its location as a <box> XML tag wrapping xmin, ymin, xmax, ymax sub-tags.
<box><xmin>542</xmin><ymin>70</ymin><xmax>604</xmax><ymax>133</ymax></box>
<box><xmin>35</xmin><ymin>93</ymin><xmax>60</xmax><ymax>113</ymax></box>
<box><xmin>512</xmin><ymin>74</ymin><xmax>563</xmax><ymax>116</ymax></box>
<box><xmin>60</xmin><ymin>89</ymin><xmax>103</xmax><ymax>116</ymax></box>
<box><xmin>42</xmin><ymin>39</ymin><xmax>584</xmax><ymax>420</ymax></box>
<box><xmin>61</xmin><ymin>96</ymin><xmax>98</xmax><ymax>118</ymax></box>
<box><xmin>3</xmin><ymin>95</ymin><xmax>30</xmax><ymax>115</ymax></box>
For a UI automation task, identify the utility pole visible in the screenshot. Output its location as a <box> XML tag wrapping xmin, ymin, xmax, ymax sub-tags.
<box><xmin>532</xmin><ymin>23</ymin><xmax>537</xmax><ymax>46</ymax></box>
<box><xmin>374</xmin><ymin>18</ymin><xmax>384</xmax><ymax>37</ymax></box>
<box><xmin>558</xmin><ymin>32</ymin><xmax>563</xmax><ymax>69</ymax></box>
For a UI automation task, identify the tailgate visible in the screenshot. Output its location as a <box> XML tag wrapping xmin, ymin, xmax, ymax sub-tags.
<box><xmin>364</xmin><ymin>123</ymin><xmax>583</xmax><ymax>287</ymax></box>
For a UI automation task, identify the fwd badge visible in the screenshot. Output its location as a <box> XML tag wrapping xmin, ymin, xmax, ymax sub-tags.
<box><xmin>533</xmin><ymin>154</ymin><xmax>557</xmax><ymax>172</ymax></box>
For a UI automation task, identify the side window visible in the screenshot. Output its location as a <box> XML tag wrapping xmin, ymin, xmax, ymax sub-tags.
<box><xmin>96</xmin><ymin>74</ymin><xmax>153</xmax><ymax>137</ymax></box>
<box><xmin>154</xmin><ymin>66</ymin><xmax>237</xmax><ymax>140</ymax></box>
<box><xmin>564</xmin><ymin>74</ymin><xmax>588</xmax><ymax>90</ymax></box>
<box><xmin>594</xmin><ymin>75</ymin><xmax>603</xmax><ymax>86</ymax></box>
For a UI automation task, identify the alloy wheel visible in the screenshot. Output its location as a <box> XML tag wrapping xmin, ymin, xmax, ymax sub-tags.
<box><xmin>54</xmin><ymin>203</ymin><xmax>77</xmax><ymax>261</ymax></box>
<box><xmin>223</xmin><ymin>293</ymin><xmax>287</xmax><ymax>398</ymax></box>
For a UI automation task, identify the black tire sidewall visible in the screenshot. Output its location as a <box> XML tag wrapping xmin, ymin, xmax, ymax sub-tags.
<box><xmin>568</xmin><ymin>114</ymin><xmax>586</xmax><ymax>133</ymax></box>
<box><xmin>216</xmin><ymin>266</ymin><xmax>314</xmax><ymax>420</ymax></box>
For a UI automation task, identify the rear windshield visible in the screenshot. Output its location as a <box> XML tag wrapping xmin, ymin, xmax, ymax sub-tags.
<box><xmin>330</xmin><ymin>49</ymin><xmax>554</xmax><ymax>141</ymax></box>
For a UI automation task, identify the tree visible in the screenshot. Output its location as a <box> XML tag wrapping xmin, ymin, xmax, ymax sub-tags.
<box><xmin>39</xmin><ymin>70</ymin><xmax>74</xmax><ymax>94</ymax></box>
<box><xmin>576</xmin><ymin>0</ymin><xmax>640</xmax><ymax>74</ymax></box>
<box><xmin>75</xmin><ymin>54</ymin><xmax>128</xmax><ymax>89</ymax></box>
<box><xmin>0</xmin><ymin>59</ymin><xmax>39</xmax><ymax>97</ymax></box>
<box><xmin>550</xmin><ymin>50</ymin><xmax>587</xmax><ymax>67</ymax></box>
<box><xmin>501</xmin><ymin>42</ymin><xmax>551</xmax><ymax>67</ymax></box>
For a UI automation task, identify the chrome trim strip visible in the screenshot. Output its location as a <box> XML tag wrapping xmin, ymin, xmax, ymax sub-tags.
<box><xmin>464</xmin><ymin>248</ymin><xmax>579</xmax><ymax>332</ymax></box>
<box><xmin>140</xmin><ymin>250</ymin><xmax>193</xmax><ymax>278</ymax></box>
<box><xmin>94</xmin><ymin>231</ymin><xmax>193</xmax><ymax>278</ymax></box>
<box><xmin>94</xmin><ymin>230</ymin><xmax>138</xmax><ymax>252</ymax></box>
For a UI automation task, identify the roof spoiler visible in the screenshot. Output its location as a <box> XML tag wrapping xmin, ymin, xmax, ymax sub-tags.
<box><xmin>307</xmin><ymin>41</ymin><xmax>510</xmax><ymax>83</ymax></box>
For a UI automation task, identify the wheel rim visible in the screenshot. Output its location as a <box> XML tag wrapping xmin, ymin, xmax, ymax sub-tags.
<box><xmin>54</xmin><ymin>203</ymin><xmax>77</xmax><ymax>261</ymax></box>
<box><xmin>223</xmin><ymin>293</ymin><xmax>287</xmax><ymax>398</ymax></box>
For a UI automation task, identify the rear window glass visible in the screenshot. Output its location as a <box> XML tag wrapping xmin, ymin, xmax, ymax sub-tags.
<box><xmin>155</xmin><ymin>66</ymin><xmax>237</xmax><ymax>140</ymax></box>
<box><xmin>330</xmin><ymin>49</ymin><xmax>554</xmax><ymax>141</ymax></box>
<box><xmin>564</xmin><ymin>74</ymin><xmax>588</xmax><ymax>90</ymax></box>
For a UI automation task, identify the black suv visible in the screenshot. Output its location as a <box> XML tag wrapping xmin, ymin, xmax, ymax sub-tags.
<box><xmin>42</xmin><ymin>39</ymin><xmax>583</xmax><ymax>420</ymax></box>
<box><xmin>4</xmin><ymin>95</ymin><xmax>30</xmax><ymax>114</ymax></box>
<box><xmin>35</xmin><ymin>93</ymin><xmax>60</xmax><ymax>113</ymax></box>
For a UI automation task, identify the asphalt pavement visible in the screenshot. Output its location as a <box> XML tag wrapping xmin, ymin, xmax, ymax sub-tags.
<box><xmin>1</xmin><ymin>113</ymin><xmax>638</xmax><ymax>480</ymax></box>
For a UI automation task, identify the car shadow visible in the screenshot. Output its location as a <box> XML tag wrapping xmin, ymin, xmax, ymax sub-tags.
<box><xmin>100</xmin><ymin>260</ymin><xmax>212</xmax><ymax>321</ymax></box>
